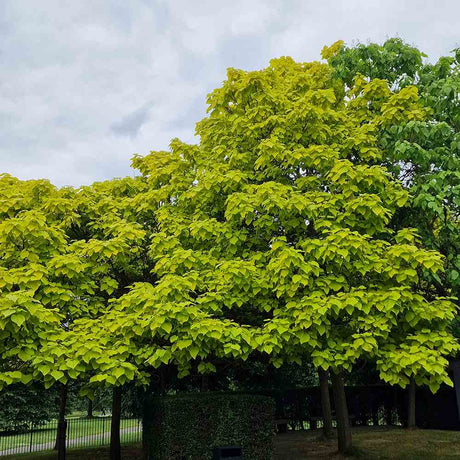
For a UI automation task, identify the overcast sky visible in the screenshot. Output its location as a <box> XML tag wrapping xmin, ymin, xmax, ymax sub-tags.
<box><xmin>1</xmin><ymin>1</ymin><xmax>459</xmax><ymax>187</ymax></box>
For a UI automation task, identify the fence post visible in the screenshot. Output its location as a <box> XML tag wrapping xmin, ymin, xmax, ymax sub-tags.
<box><xmin>29</xmin><ymin>422</ymin><xmax>33</xmax><ymax>452</ymax></box>
<box><xmin>102</xmin><ymin>417</ymin><xmax>105</xmax><ymax>445</ymax></box>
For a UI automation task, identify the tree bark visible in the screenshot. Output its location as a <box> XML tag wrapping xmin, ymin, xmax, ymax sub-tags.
<box><xmin>318</xmin><ymin>368</ymin><xmax>334</xmax><ymax>438</ymax></box>
<box><xmin>331</xmin><ymin>370</ymin><xmax>352</xmax><ymax>454</ymax></box>
<box><xmin>407</xmin><ymin>376</ymin><xmax>416</xmax><ymax>429</ymax></box>
<box><xmin>87</xmin><ymin>398</ymin><xmax>94</xmax><ymax>418</ymax></box>
<box><xmin>54</xmin><ymin>383</ymin><xmax>68</xmax><ymax>459</ymax></box>
<box><xmin>110</xmin><ymin>386</ymin><xmax>122</xmax><ymax>460</ymax></box>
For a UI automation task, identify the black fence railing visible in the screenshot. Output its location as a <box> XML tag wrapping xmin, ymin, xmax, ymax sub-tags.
<box><xmin>0</xmin><ymin>417</ymin><xmax>142</xmax><ymax>457</ymax></box>
<box><xmin>259</xmin><ymin>384</ymin><xmax>459</xmax><ymax>431</ymax></box>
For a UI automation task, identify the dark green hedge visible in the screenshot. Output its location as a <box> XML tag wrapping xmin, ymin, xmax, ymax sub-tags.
<box><xmin>143</xmin><ymin>392</ymin><xmax>274</xmax><ymax>460</ymax></box>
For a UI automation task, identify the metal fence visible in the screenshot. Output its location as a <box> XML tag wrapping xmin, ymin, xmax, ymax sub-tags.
<box><xmin>0</xmin><ymin>417</ymin><xmax>142</xmax><ymax>457</ymax></box>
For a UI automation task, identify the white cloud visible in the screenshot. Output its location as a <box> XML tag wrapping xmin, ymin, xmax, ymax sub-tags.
<box><xmin>0</xmin><ymin>0</ymin><xmax>459</xmax><ymax>186</ymax></box>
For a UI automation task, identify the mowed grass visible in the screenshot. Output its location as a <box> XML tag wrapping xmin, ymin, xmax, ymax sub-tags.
<box><xmin>0</xmin><ymin>443</ymin><xmax>142</xmax><ymax>460</ymax></box>
<box><xmin>66</xmin><ymin>418</ymin><xmax>139</xmax><ymax>440</ymax></box>
<box><xmin>0</xmin><ymin>418</ymin><xmax>140</xmax><ymax>451</ymax></box>
<box><xmin>274</xmin><ymin>427</ymin><xmax>460</xmax><ymax>459</ymax></box>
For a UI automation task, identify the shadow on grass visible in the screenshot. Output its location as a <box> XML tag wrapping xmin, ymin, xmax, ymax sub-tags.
<box><xmin>274</xmin><ymin>427</ymin><xmax>460</xmax><ymax>459</ymax></box>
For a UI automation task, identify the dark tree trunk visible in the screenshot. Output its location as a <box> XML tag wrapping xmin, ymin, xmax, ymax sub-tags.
<box><xmin>141</xmin><ymin>389</ymin><xmax>149</xmax><ymax>455</ymax></box>
<box><xmin>201</xmin><ymin>375</ymin><xmax>209</xmax><ymax>392</ymax></box>
<box><xmin>110</xmin><ymin>386</ymin><xmax>122</xmax><ymax>460</ymax></box>
<box><xmin>318</xmin><ymin>368</ymin><xmax>334</xmax><ymax>438</ymax></box>
<box><xmin>407</xmin><ymin>376</ymin><xmax>416</xmax><ymax>429</ymax></box>
<box><xmin>54</xmin><ymin>383</ymin><xmax>68</xmax><ymax>460</ymax></box>
<box><xmin>159</xmin><ymin>368</ymin><xmax>166</xmax><ymax>395</ymax></box>
<box><xmin>331</xmin><ymin>370</ymin><xmax>352</xmax><ymax>454</ymax></box>
<box><xmin>87</xmin><ymin>398</ymin><xmax>94</xmax><ymax>418</ymax></box>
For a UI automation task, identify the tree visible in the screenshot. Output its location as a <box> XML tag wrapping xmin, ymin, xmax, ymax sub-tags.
<box><xmin>1</xmin><ymin>43</ymin><xmax>457</xmax><ymax>457</ymax></box>
<box><xmin>16</xmin><ymin>175</ymin><xmax>252</xmax><ymax>459</ymax></box>
<box><xmin>326</xmin><ymin>38</ymin><xmax>460</xmax><ymax>327</ymax></box>
<box><xmin>0</xmin><ymin>175</ymin><xmax>76</xmax><ymax>454</ymax></box>
<box><xmin>126</xmin><ymin>54</ymin><xmax>457</xmax><ymax>453</ymax></box>
<box><xmin>0</xmin><ymin>174</ymin><xmax>149</xmax><ymax>459</ymax></box>
<box><xmin>325</xmin><ymin>39</ymin><xmax>460</xmax><ymax>426</ymax></box>
<box><xmin>323</xmin><ymin>38</ymin><xmax>424</xmax><ymax>89</ymax></box>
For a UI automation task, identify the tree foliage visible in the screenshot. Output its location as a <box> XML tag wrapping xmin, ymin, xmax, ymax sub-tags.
<box><xmin>116</xmin><ymin>55</ymin><xmax>457</xmax><ymax>392</ymax></box>
<box><xmin>0</xmin><ymin>174</ymin><xmax>149</xmax><ymax>391</ymax></box>
<box><xmin>0</xmin><ymin>42</ymin><xmax>458</xmax><ymax>405</ymax></box>
<box><xmin>325</xmin><ymin>39</ymin><xmax>460</xmax><ymax>334</ymax></box>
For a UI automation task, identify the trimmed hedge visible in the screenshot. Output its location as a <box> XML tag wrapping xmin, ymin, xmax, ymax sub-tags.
<box><xmin>143</xmin><ymin>392</ymin><xmax>274</xmax><ymax>460</ymax></box>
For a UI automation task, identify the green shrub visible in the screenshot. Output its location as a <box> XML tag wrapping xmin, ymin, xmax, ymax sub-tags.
<box><xmin>143</xmin><ymin>392</ymin><xmax>274</xmax><ymax>460</ymax></box>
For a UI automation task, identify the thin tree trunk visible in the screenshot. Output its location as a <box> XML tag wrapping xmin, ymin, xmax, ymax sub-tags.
<box><xmin>318</xmin><ymin>368</ymin><xmax>333</xmax><ymax>438</ymax></box>
<box><xmin>110</xmin><ymin>386</ymin><xmax>122</xmax><ymax>460</ymax></box>
<box><xmin>87</xmin><ymin>398</ymin><xmax>94</xmax><ymax>418</ymax></box>
<box><xmin>407</xmin><ymin>376</ymin><xmax>416</xmax><ymax>429</ymax></box>
<box><xmin>331</xmin><ymin>370</ymin><xmax>352</xmax><ymax>454</ymax></box>
<box><xmin>54</xmin><ymin>383</ymin><xmax>68</xmax><ymax>460</ymax></box>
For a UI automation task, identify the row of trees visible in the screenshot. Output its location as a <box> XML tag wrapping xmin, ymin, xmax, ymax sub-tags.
<box><xmin>0</xmin><ymin>38</ymin><xmax>459</xmax><ymax>456</ymax></box>
<box><xmin>0</xmin><ymin>383</ymin><xmax>123</xmax><ymax>430</ymax></box>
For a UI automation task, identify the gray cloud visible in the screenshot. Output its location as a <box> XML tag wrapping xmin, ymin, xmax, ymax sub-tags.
<box><xmin>111</xmin><ymin>103</ymin><xmax>152</xmax><ymax>138</ymax></box>
<box><xmin>0</xmin><ymin>0</ymin><xmax>459</xmax><ymax>187</ymax></box>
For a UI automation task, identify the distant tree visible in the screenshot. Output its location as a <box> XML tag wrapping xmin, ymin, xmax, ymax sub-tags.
<box><xmin>0</xmin><ymin>383</ymin><xmax>58</xmax><ymax>430</ymax></box>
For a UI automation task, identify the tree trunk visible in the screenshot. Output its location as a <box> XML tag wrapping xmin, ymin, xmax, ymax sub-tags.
<box><xmin>201</xmin><ymin>375</ymin><xmax>209</xmax><ymax>392</ymax></box>
<box><xmin>110</xmin><ymin>386</ymin><xmax>122</xmax><ymax>460</ymax></box>
<box><xmin>54</xmin><ymin>383</ymin><xmax>68</xmax><ymax>459</ymax></box>
<box><xmin>87</xmin><ymin>398</ymin><xmax>94</xmax><ymax>418</ymax></box>
<box><xmin>318</xmin><ymin>368</ymin><xmax>333</xmax><ymax>438</ymax></box>
<box><xmin>407</xmin><ymin>376</ymin><xmax>416</xmax><ymax>429</ymax></box>
<box><xmin>331</xmin><ymin>370</ymin><xmax>352</xmax><ymax>454</ymax></box>
<box><xmin>141</xmin><ymin>389</ymin><xmax>149</xmax><ymax>455</ymax></box>
<box><xmin>159</xmin><ymin>368</ymin><xmax>166</xmax><ymax>395</ymax></box>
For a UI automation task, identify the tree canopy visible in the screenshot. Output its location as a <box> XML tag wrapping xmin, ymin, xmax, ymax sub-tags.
<box><xmin>0</xmin><ymin>40</ymin><xmax>458</xmax><ymax>404</ymax></box>
<box><xmin>0</xmin><ymin>174</ymin><xmax>149</xmax><ymax>391</ymax></box>
<box><xmin>109</xmin><ymin>53</ymin><xmax>458</xmax><ymax>392</ymax></box>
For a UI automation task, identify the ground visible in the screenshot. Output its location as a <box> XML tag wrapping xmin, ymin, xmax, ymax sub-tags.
<box><xmin>2</xmin><ymin>428</ymin><xmax>460</xmax><ymax>459</ymax></box>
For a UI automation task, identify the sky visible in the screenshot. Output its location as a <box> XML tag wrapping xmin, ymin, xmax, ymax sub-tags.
<box><xmin>1</xmin><ymin>0</ymin><xmax>459</xmax><ymax>187</ymax></box>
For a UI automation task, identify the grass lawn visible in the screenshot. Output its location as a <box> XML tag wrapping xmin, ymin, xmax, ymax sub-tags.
<box><xmin>0</xmin><ymin>418</ymin><xmax>140</xmax><ymax>453</ymax></box>
<box><xmin>0</xmin><ymin>444</ymin><xmax>142</xmax><ymax>460</ymax></box>
<box><xmin>66</xmin><ymin>418</ymin><xmax>139</xmax><ymax>440</ymax></box>
<box><xmin>274</xmin><ymin>427</ymin><xmax>460</xmax><ymax>459</ymax></box>
<box><xmin>2</xmin><ymin>428</ymin><xmax>460</xmax><ymax>459</ymax></box>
